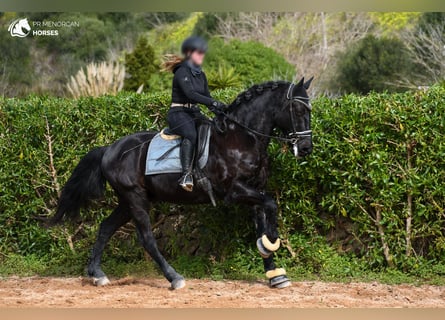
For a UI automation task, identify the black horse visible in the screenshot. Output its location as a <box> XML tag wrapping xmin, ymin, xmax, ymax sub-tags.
<box><xmin>51</xmin><ymin>77</ymin><xmax>313</xmax><ymax>290</ymax></box>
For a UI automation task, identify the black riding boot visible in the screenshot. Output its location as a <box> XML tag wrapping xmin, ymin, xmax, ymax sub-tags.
<box><xmin>179</xmin><ymin>138</ymin><xmax>195</xmax><ymax>192</ymax></box>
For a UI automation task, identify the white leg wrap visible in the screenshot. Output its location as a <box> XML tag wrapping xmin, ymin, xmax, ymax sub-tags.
<box><xmin>262</xmin><ymin>234</ymin><xmax>280</xmax><ymax>252</ymax></box>
<box><xmin>266</xmin><ymin>268</ymin><xmax>286</xmax><ymax>279</ymax></box>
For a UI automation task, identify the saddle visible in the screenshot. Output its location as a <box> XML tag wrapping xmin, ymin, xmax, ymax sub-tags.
<box><xmin>161</xmin><ymin>124</ymin><xmax>210</xmax><ymax>163</ymax></box>
<box><xmin>145</xmin><ymin>123</ymin><xmax>216</xmax><ymax>205</ymax></box>
<box><xmin>145</xmin><ymin>123</ymin><xmax>211</xmax><ymax>175</ymax></box>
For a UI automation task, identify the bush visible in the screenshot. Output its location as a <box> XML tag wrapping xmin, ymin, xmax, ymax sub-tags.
<box><xmin>124</xmin><ymin>37</ymin><xmax>159</xmax><ymax>92</ymax></box>
<box><xmin>333</xmin><ymin>35</ymin><xmax>413</xmax><ymax>94</ymax></box>
<box><xmin>0</xmin><ymin>86</ymin><xmax>444</xmax><ymax>280</ymax></box>
<box><xmin>205</xmin><ymin>38</ymin><xmax>295</xmax><ymax>87</ymax></box>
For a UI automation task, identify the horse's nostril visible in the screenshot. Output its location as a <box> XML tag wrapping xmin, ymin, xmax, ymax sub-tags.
<box><xmin>300</xmin><ymin>145</ymin><xmax>312</xmax><ymax>155</ymax></box>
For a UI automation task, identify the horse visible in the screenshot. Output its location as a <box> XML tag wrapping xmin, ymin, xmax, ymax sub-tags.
<box><xmin>8</xmin><ymin>18</ymin><xmax>31</xmax><ymax>37</ymax></box>
<box><xmin>50</xmin><ymin>77</ymin><xmax>314</xmax><ymax>290</ymax></box>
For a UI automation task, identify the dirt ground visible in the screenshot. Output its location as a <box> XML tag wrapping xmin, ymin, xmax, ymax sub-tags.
<box><xmin>0</xmin><ymin>277</ymin><xmax>444</xmax><ymax>308</ymax></box>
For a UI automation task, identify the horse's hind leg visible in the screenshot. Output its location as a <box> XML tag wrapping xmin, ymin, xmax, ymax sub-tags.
<box><xmin>87</xmin><ymin>202</ymin><xmax>131</xmax><ymax>286</ymax></box>
<box><xmin>124</xmin><ymin>190</ymin><xmax>185</xmax><ymax>290</ymax></box>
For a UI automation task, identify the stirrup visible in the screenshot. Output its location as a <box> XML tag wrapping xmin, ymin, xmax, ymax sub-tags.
<box><xmin>179</xmin><ymin>173</ymin><xmax>194</xmax><ymax>192</ymax></box>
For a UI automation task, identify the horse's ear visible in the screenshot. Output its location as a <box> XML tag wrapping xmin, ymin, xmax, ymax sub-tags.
<box><xmin>304</xmin><ymin>76</ymin><xmax>314</xmax><ymax>90</ymax></box>
<box><xmin>296</xmin><ymin>77</ymin><xmax>305</xmax><ymax>88</ymax></box>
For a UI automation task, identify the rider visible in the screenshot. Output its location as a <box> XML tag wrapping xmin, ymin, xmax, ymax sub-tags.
<box><xmin>163</xmin><ymin>36</ymin><xmax>226</xmax><ymax>192</ymax></box>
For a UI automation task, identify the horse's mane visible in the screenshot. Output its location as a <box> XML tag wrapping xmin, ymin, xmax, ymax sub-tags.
<box><xmin>228</xmin><ymin>81</ymin><xmax>290</xmax><ymax>110</ymax></box>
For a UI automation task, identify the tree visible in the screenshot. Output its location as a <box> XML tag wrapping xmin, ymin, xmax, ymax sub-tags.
<box><xmin>417</xmin><ymin>12</ymin><xmax>445</xmax><ymax>33</ymax></box>
<box><xmin>333</xmin><ymin>35</ymin><xmax>412</xmax><ymax>94</ymax></box>
<box><xmin>193</xmin><ymin>13</ymin><xmax>231</xmax><ymax>39</ymax></box>
<box><xmin>401</xmin><ymin>12</ymin><xmax>445</xmax><ymax>87</ymax></box>
<box><xmin>123</xmin><ymin>36</ymin><xmax>159</xmax><ymax>92</ymax></box>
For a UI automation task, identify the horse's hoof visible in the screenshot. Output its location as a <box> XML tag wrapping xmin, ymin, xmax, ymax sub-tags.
<box><xmin>171</xmin><ymin>278</ymin><xmax>186</xmax><ymax>290</ymax></box>
<box><xmin>269</xmin><ymin>275</ymin><xmax>291</xmax><ymax>289</ymax></box>
<box><xmin>93</xmin><ymin>276</ymin><xmax>111</xmax><ymax>286</ymax></box>
<box><xmin>274</xmin><ymin>279</ymin><xmax>291</xmax><ymax>289</ymax></box>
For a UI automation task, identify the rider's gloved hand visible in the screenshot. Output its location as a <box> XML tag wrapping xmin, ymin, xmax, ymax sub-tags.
<box><xmin>209</xmin><ymin>101</ymin><xmax>226</xmax><ymax>115</ymax></box>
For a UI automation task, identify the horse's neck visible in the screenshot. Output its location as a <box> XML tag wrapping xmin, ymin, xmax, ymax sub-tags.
<box><xmin>229</xmin><ymin>95</ymin><xmax>277</xmax><ymax>139</ymax></box>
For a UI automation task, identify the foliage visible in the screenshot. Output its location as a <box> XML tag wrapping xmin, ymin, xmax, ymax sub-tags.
<box><xmin>141</xmin><ymin>12</ymin><xmax>190</xmax><ymax>29</ymax></box>
<box><xmin>370</xmin><ymin>12</ymin><xmax>420</xmax><ymax>33</ymax></box>
<box><xmin>141</xmin><ymin>13</ymin><xmax>204</xmax><ymax>91</ymax></box>
<box><xmin>210</xmin><ymin>12</ymin><xmax>376</xmax><ymax>95</ymax></box>
<box><xmin>123</xmin><ymin>37</ymin><xmax>158</xmax><ymax>92</ymax></box>
<box><xmin>0</xmin><ymin>14</ymin><xmax>33</xmax><ymax>96</ymax></box>
<box><xmin>32</xmin><ymin>13</ymin><xmax>111</xmax><ymax>62</ymax></box>
<box><xmin>402</xmin><ymin>12</ymin><xmax>445</xmax><ymax>87</ymax></box>
<box><xmin>0</xmin><ymin>86</ymin><xmax>444</xmax><ymax>283</ymax></box>
<box><xmin>206</xmin><ymin>64</ymin><xmax>243</xmax><ymax>90</ymax></box>
<box><xmin>417</xmin><ymin>12</ymin><xmax>445</xmax><ymax>34</ymax></box>
<box><xmin>193</xmin><ymin>13</ymin><xmax>231</xmax><ymax>39</ymax></box>
<box><xmin>1</xmin><ymin>12</ymin><xmax>154</xmax><ymax>96</ymax></box>
<box><xmin>205</xmin><ymin>38</ymin><xmax>295</xmax><ymax>86</ymax></box>
<box><xmin>333</xmin><ymin>35</ymin><xmax>412</xmax><ymax>94</ymax></box>
<box><xmin>2</xmin><ymin>12</ymin><xmax>442</xmax><ymax>97</ymax></box>
<box><xmin>66</xmin><ymin>61</ymin><xmax>125</xmax><ymax>98</ymax></box>
<box><xmin>148</xmin><ymin>13</ymin><xmax>202</xmax><ymax>54</ymax></box>
<box><xmin>269</xmin><ymin>86</ymin><xmax>445</xmax><ymax>269</ymax></box>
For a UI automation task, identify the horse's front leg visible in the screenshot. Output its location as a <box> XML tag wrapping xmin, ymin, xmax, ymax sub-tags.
<box><xmin>226</xmin><ymin>182</ymin><xmax>291</xmax><ymax>289</ymax></box>
<box><xmin>253</xmin><ymin>200</ymin><xmax>291</xmax><ymax>289</ymax></box>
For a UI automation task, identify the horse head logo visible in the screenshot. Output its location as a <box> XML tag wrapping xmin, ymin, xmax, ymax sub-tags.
<box><xmin>8</xmin><ymin>18</ymin><xmax>31</xmax><ymax>38</ymax></box>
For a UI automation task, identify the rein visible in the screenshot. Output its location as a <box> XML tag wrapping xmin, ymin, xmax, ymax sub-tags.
<box><xmin>221</xmin><ymin>83</ymin><xmax>312</xmax><ymax>145</ymax></box>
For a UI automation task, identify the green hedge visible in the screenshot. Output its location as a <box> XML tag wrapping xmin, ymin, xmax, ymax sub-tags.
<box><xmin>0</xmin><ymin>86</ymin><xmax>444</xmax><ymax>279</ymax></box>
<box><xmin>269</xmin><ymin>86</ymin><xmax>445</xmax><ymax>271</ymax></box>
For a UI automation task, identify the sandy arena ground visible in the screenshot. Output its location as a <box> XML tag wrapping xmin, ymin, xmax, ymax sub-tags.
<box><xmin>0</xmin><ymin>277</ymin><xmax>444</xmax><ymax>308</ymax></box>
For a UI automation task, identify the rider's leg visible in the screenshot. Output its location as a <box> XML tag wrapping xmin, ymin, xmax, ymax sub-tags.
<box><xmin>167</xmin><ymin>108</ymin><xmax>197</xmax><ymax>192</ymax></box>
<box><xmin>179</xmin><ymin>138</ymin><xmax>194</xmax><ymax>191</ymax></box>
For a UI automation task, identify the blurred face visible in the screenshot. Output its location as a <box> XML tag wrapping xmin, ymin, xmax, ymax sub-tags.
<box><xmin>189</xmin><ymin>50</ymin><xmax>206</xmax><ymax>66</ymax></box>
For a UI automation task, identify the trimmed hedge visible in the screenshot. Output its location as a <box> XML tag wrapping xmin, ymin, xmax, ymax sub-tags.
<box><xmin>269</xmin><ymin>86</ymin><xmax>445</xmax><ymax>270</ymax></box>
<box><xmin>0</xmin><ymin>86</ymin><xmax>444</xmax><ymax>277</ymax></box>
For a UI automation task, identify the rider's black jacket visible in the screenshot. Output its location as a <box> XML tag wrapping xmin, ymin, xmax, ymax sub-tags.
<box><xmin>171</xmin><ymin>62</ymin><xmax>215</xmax><ymax>107</ymax></box>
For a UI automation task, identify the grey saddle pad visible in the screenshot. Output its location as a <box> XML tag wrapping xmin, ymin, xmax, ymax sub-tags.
<box><xmin>145</xmin><ymin>126</ymin><xmax>211</xmax><ymax>176</ymax></box>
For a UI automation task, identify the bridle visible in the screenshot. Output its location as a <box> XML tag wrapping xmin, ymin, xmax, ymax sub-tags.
<box><xmin>286</xmin><ymin>82</ymin><xmax>313</xmax><ymax>157</ymax></box>
<box><xmin>220</xmin><ymin>82</ymin><xmax>312</xmax><ymax>154</ymax></box>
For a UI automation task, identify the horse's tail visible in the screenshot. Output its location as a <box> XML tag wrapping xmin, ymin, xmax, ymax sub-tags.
<box><xmin>49</xmin><ymin>146</ymin><xmax>108</xmax><ymax>225</ymax></box>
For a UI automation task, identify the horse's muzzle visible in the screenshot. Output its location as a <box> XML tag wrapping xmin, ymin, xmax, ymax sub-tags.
<box><xmin>293</xmin><ymin>140</ymin><xmax>312</xmax><ymax>158</ymax></box>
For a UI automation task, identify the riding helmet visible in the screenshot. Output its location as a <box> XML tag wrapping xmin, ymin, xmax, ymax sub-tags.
<box><xmin>181</xmin><ymin>36</ymin><xmax>208</xmax><ymax>55</ymax></box>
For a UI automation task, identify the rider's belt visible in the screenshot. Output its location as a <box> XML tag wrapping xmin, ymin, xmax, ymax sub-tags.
<box><xmin>171</xmin><ymin>103</ymin><xmax>196</xmax><ymax>108</ymax></box>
